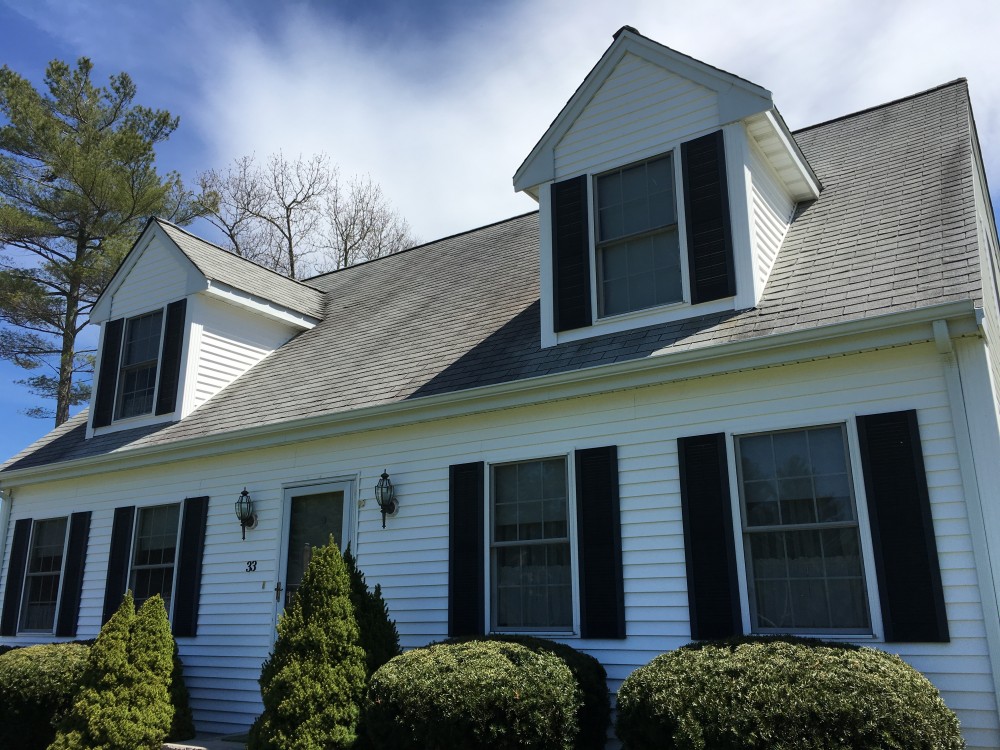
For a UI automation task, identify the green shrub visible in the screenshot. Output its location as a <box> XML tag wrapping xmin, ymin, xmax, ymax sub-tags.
<box><xmin>167</xmin><ymin>642</ymin><xmax>195</xmax><ymax>741</ymax></box>
<box><xmin>248</xmin><ymin>537</ymin><xmax>366</xmax><ymax>750</ymax></box>
<box><xmin>615</xmin><ymin>638</ymin><xmax>965</xmax><ymax>750</ymax></box>
<box><xmin>49</xmin><ymin>593</ymin><xmax>175</xmax><ymax>750</ymax></box>
<box><xmin>445</xmin><ymin>635</ymin><xmax>609</xmax><ymax>750</ymax></box>
<box><xmin>0</xmin><ymin>642</ymin><xmax>90</xmax><ymax>750</ymax></box>
<box><xmin>365</xmin><ymin>640</ymin><xmax>579</xmax><ymax>750</ymax></box>
<box><xmin>344</xmin><ymin>546</ymin><xmax>401</xmax><ymax>677</ymax></box>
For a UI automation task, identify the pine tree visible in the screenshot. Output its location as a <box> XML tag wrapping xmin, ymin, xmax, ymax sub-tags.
<box><xmin>343</xmin><ymin>546</ymin><xmax>400</xmax><ymax>677</ymax></box>
<box><xmin>249</xmin><ymin>537</ymin><xmax>367</xmax><ymax>750</ymax></box>
<box><xmin>48</xmin><ymin>593</ymin><xmax>174</xmax><ymax>750</ymax></box>
<box><xmin>0</xmin><ymin>58</ymin><xmax>199</xmax><ymax>424</ymax></box>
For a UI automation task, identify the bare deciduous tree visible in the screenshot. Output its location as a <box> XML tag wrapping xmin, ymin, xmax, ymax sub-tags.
<box><xmin>198</xmin><ymin>153</ymin><xmax>414</xmax><ymax>279</ymax></box>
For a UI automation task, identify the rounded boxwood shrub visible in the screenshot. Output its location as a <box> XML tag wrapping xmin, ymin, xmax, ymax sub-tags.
<box><xmin>0</xmin><ymin>642</ymin><xmax>90</xmax><ymax>750</ymax></box>
<box><xmin>615</xmin><ymin>637</ymin><xmax>965</xmax><ymax>750</ymax></box>
<box><xmin>445</xmin><ymin>635</ymin><xmax>609</xmax><ymax>750</ymax></box>
<box><xmin>365</xmin><ymin>640</ymin><xmax>579</xmax><ymax>750</ymax></box>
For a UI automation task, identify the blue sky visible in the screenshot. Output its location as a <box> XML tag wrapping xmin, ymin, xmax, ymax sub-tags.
<box><xmin>1</xmin><ymin>0</ymin><xmax>999</xmax><ymax>462</ymax></box>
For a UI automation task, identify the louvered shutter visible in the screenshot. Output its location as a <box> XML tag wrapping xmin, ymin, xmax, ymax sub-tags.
<box><xmin>575</xmin><ymin>446</ymin><xmax>625</xmax><ymax>639</ymax></box>
<box><xmin>172</xmin><ymin>496</ymin><xmax>208</xmax><ymax>637</ymax></box>
<box><xmin>678</xmin><ymin>433</ymin><xmax>741</xmax><ymax>639</ymax></box>
<box><xmin>682</xmin><ymin>131</ymin><xmax>736</xmax><ymax>304</ymax></box>
<box><xmin>449</xmin><ymin>462</ymin><xmax>485</xmax><ymax>637</ymax></box>
<box><xmin>0</xmin><ymin>519</ymin><xmax>32</xmax><ymax>636</ymax></box>
<box><xmin>155</xmin><ymin>299</ymin><xmax>187</xmax><ymax>416</ymax></box>
<box><xmin>857</xmin><ymin>411</ymin><xmax>948</xmax><ymax>642</ymax></box>
<box><xmin>55</xmin><ymin>512</ymin><xmax>91</xmax><ymax>637</ymax></box>
<box><xmin>92</xmin><ymin>319</ymin><xmax>124</xmax><ymax>428</ymax></box>
<box><xmin>551</xmin><ymin>175</ymin><xmax>592</xmax><ymax>331</ymax></box>
<box><xmin>102</xmin><ymin>506</ymin><xmax>135</xmax><ymax>623</ymax></box>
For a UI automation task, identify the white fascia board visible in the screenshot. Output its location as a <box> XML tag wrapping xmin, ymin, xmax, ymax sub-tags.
<box><xmin>202</xmin><ymin>280</ymin><xmax>318</xmax><ymax>330</ymax></box>
<box><xmin>762</xmin><ymin>110</ymin><xmax>821</xmax><ymax>200</ymax></box>
<box><xmin>513</xmin><ymin>31</ymin><xmax>773</xmax><ymax>193</ymax></box>
<box><xmin>90</xmin><ymin>223</ymin><xmax>206</xmax><ymax>324</ymax></box>
<box><xmin>0</xmin><ymin>299</ymin><xmax>979</xmax><ymax>486</ymax></box>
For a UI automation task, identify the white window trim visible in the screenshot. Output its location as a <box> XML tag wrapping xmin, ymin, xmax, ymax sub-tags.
<box><xmin>127</xmin><ymin>502</ymin><xmax>183</xmax><ymax>620</ymax></box>
<box><xmin>725</xmin><ymin>418</ymin><xmax>885</xmax><ymax>641</ymax></box>
<box><xmin>112</xmin><ymin>306</ymin><xmax>168</xmax><ymax>423</ymax></box>
<box><xmin>484</xmin><ymin>451</ymin><xmax>581</xmax><ymax>638</ymax></box>
<box><xmin>587</xmin><ymin>149</ymin><xmax>692</xmax><ymax>324</ymax></box>
<box><xmin>17</xmin><ymin>516</ymin><xmax>70</xmax><ymax>634</ymax></box>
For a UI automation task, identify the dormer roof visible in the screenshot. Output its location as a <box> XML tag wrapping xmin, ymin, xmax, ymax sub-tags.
<box><xmin>90</xmin><ymin>218</ymin><xmax>324</xmax><ymax>325</ymax></box>
<box><xmin>513</xmin><ymin>26</ymin><xmax>819</xmax><ymax>201</ymax></box>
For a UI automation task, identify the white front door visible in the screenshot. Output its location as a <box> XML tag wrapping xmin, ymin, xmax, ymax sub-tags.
<box><xmin>275</xmin><ymin>480</ymin><xmax>355</xmax><ymax>628</ymax></box>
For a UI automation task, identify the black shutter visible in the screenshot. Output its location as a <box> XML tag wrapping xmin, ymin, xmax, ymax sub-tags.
<box><xmin>92</xmin><ymin>318</ymin><xmax>124</xmax><ymax>428</ymax></box>
<box><xmin>55</xmin><ymin>512</ymin><xmax>91</xmax><ymax>637</ymax></box>
<box><xmin>103</xmin><ymin>506</ymin><xmax>135</xmax><ymax>623</ymax></box>
<box><xmin>172</xmin><ymin>496</ymin><xmax>208</xmax><ymax>637</ymax></box>
<box><xmin>0</xmin><ymin>519</ymin><xmax>32</xmax><ymax>636</ymax></box>
<box><xmin>155</xmin><ymin>299</ymin><xmax>187</xmax><ymax>416</ymax></box>
<box><xmin>551</xmin><ymin>175</ymin><xmax>592</xmax><ymax>332</ymax></box>
<box><xmin>857</xmin><ymin>411</ymin><xmax>948</xmax><ymax>642</ymax></box>
<box><xmin>678</xmin><ymin>433</ymin><xmax>741</xmax><ymax>640</ymax></box>
<box><xmin>682</xmin><ymin>131</ymin><xmax>736</xmax><ymax>304</ymax></box>
<box><xmin>449</xmin><ymin>462</ymin><xmax>484</xmax><ymax>637</ymax></box>
<box><xmin>575</xmin><ymin>446</ymin><xmax>625</xmax><ymax>639</ymax></box>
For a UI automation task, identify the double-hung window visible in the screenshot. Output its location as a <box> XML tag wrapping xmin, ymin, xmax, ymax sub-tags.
<box><xmin>129</xmin><ymin>504</ymin><xmax>181</xmax><ymax>613</ymax></box>
<box><xmin>735</xmin><ymin>425</ymin><xmax>871</xmax><ymax>633</ymax></box>
<box><xmin>115</xmin><ymin>310</ymin><xmax>165</xmax><ymax>420</ymax></box>
<box><xmin>491</xmin><ymin>458</ymin><xmax>572</xmax><ymax>631</ymax></box>
<box><xmin>19</xmin><ymin>517</ymin><xmax>69</xmax><ymax>632</ymax></box>
<box><xmin>595</xmin><ymin>153</ymin><xmax>682</xmax><ymax>317</ymax></box>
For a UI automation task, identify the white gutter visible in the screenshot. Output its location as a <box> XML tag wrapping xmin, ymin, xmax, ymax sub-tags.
<box><xmin>0</xmin><ymin>299</ymin><xmax>980</xmax><ymax>486</ymax></box>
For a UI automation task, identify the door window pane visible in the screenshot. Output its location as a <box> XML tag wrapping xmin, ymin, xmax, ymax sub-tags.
<box><xmin>130</xmin><ymin>504</ymin><xmax>180</xmax><ymax>613</ymax></box>
<box><xmin>737</xmin><ymin>426</ymin><xmax>871</xmax><ymax>633</ymax></box>
<box><xmin>284</xmin><ymin>491</ymin><xmax>345</xmax><ymax>604</ymax></box>
<box><xmin>20</xmin><ymin>517</ymin><xmax>68</xmax><ymax>632</ymax></box>
<box><xmin>492</xmin><ymin>458</ymin><xmax>571</xmax><ymax>631</ymax></box>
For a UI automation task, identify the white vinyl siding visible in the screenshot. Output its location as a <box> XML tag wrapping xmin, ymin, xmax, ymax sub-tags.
<box><xmin>109</xmin><ymin>238</ymin><xmax>190</xmax><ymax>320</ymax></box>
<box><xmin>746</xmin><ymin>135</ymin><xmax>795</xmax><ymax>292</ymax></box>
<box><xmin>554</xmin><ymin>53</ymin><xmax>719</xmax><ymax>181</ymax></box>
<box><xmin>191</xmin><ymin>296</ymin><xmax>299</xmax><ymax>412</ymax></box>
<box><xmin>0</xmin><ymin>342</ymin><xmax>997</xmax><ymax>747</ymax></box>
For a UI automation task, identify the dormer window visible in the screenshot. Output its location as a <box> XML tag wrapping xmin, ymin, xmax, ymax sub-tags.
<box><xmin>116</xmin><ymin>310</ymin><xmax>165</xmax><ymax>419</ymax></box>
<box><xmin>596</xmin><ymin>153</ymin><xmax>682</xmax><ymax>316</ymax></box>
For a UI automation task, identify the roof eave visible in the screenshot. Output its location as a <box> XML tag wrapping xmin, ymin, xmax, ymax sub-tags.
<box><xmin>0</xmin><ymin>299</ymin><xmax>979</xmax><ymax>487</ymax></box>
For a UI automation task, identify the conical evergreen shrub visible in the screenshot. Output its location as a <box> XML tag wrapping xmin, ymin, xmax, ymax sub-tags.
<box><xmin>48</xmin><ymin>593</ymin><xmax>174</xmax><ymax>750</ymax></box>
<box><xmin>167</xmin><ymin>642</ymin><xmax>196</xmax><ymax>741</ymax></box>
<box><xmin>249</xmin><ymin>537</ymin><xmax>367</xmax><ymax>750</ymax></box>
<box><xmin>344</xmin><ymin>546</ymin><xmax>400</xmax><ymax>677</ymax></box>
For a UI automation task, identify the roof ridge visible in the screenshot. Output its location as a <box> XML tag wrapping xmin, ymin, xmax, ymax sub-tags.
<box><xmin>793</xmin><ymin>78</ymin><xmax>968</xmax><ymax>135</ymax></box>
<box><xmin>301</xmin><ymin>210</ymin><xmax>540</xmax><ymax>283</ymax></box>
<box><xmin>154</xmin><ymin>217</ymin><xmax>321</xmax><ymax>291</ymax></box>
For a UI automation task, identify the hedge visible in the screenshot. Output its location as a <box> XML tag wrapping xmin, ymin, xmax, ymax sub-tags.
<box><xmin>0</xmin><ymin>642</ymin><xmax>90</xmax><ymax>750</ymax></box>
<box><xmin>365</xmin><ymin>640</ymin><xmax>579</xmax><ymax>750</ymax></box>
<box><xmin>444</xmin><ymin>635</ymin><xmax>609</xmax><ymax>750</ymax></box>
<box><xmin>615</xmin><ymin>637</ymin><xmax>965</xmax><ymax>750</ymax></box>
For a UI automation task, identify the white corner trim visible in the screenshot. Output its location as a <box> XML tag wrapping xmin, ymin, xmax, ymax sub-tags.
<box><xmin>943</xmin><ymin>336</ymin><xmax>1000</xmax><ymax>720</ymax></box>
<box><xmin>933</xmin><ymin>319</ymin><xmax>954</xmax><ymax>353</ymax></box>
<box><xmin>0</xmin><ymin>488</ymin><xmax>12</xmax><ymax>600</ymax></box>
<box><xmin>203</xmin><ymin>281</ymin><xmax>318</xmax><ymax>330</ymax></box>
<box><xmin>723</xmin><ymin>123</ymin><xmax>757</xmax><ymax>311</ymax></box>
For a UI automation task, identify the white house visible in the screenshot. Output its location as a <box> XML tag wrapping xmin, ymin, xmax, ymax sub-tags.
<box><xmin>2</xmin><ymin>26</ymin><xmax>1000</xmax><ymax>748</ymax></box>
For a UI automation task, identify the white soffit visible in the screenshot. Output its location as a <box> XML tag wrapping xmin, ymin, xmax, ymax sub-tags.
<box><xmin>513</xmin><ymin>28</ymin><xmax>775</xmax><ymax>193</ymax></box>
<box><xmin>745</xmin><ymin>110</ymin><xmax>822</xmax><ymax>201</ymax></box>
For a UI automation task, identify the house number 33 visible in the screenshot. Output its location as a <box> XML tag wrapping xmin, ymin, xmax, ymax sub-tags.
<box><xmin>246</xmin><ymin>560</ymin><xmax>258</xmax><ymax>572</ymax></box>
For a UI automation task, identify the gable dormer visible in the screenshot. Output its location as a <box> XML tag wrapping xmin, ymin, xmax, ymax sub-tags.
<box><xmin>515</xmin><ymin>27</ymin><xmax>820</xmax><ymax>346</ymax></box>
<box><xmin>86</xmin><ymin>219</ymin><xmax>322</xmax><ymax>438</ymax></box>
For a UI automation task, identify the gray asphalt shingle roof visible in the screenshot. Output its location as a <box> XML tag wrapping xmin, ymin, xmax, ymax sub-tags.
<box><xmin>156</xmin><ymin>220</ymin><xmax>325</xmax><ymax>319</ymax></box>
<box><xmin>1</xmin><ymin>79</ymin><xmax>983</xmax><ymax>472</ymax></box>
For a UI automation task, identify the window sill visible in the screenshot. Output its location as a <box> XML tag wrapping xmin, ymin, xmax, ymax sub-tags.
<box><xmin>549</xmin><ymin>295</ymin><xmax>735</xmax><ymax>347</ymax></box>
